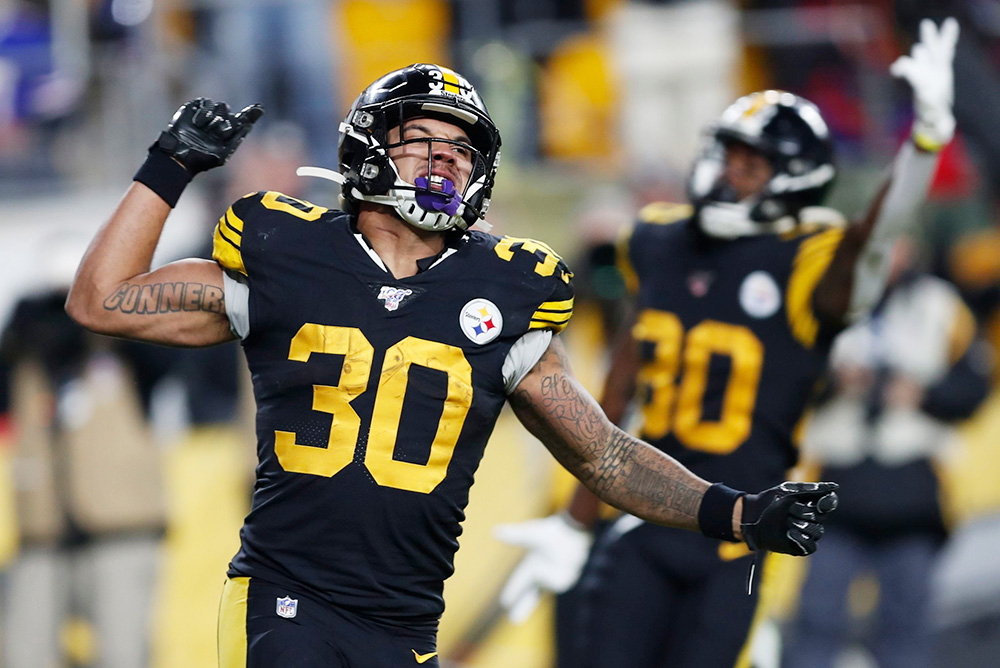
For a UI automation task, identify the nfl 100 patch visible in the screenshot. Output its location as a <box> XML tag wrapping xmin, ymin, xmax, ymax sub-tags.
<box><xmin>377</xmin><ymin>285</ymin><xmax>414</xmax><ymax>311</ymax></box>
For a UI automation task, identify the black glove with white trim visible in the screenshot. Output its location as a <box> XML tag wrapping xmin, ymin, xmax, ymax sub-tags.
<box><xmin>741</xmin><ymin>481</ymin><xmax>839</xmax><ymax>556</ymax></box>
<box><xmin>154</xmin><ymin>97</ymin><xmax>264</xmax><ymax>174</ymax></box>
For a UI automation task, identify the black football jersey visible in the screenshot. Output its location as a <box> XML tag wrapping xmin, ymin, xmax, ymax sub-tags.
<box><xmin>620</xmin><ymin>202</ymin><xmax>844</xmax><ymax>493</ymax></box>
<box><xmin>212</xmin><ymin>191</ymin><xmax>574</xmax><ymax>626</ymax></box>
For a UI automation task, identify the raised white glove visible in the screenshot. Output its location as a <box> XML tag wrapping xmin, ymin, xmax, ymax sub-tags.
<box><xmin>890</xmin><ymin>17</ymin><xmax>960</xmax><ymax>152</ymax></box>
<box><xmin>494</xmin><ymin>513</ymin><xmax>593</xmax><ymax>624</ymax></box>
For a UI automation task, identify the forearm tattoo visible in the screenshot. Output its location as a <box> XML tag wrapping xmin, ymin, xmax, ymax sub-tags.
<box><xmin>511</xmin><ymin>342</ymin><xmax>705</xmax><ymax>528</ymax></box>
<box><xmin>103</xmin><ymin>282</ymin><xmax>224</xmax><ymax>315</ymax></box>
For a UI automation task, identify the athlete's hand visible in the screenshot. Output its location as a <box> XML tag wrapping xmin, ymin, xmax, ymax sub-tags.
<box><xmin>494</xmin><ymin>514</ymin><xmax>593</xmax><ymax>623</ymax></box>
<box><xmin>153</xmin><ymin>98</ymin><xmax>264</xmax><ymax>174</ymax></box>
<box><xmin>740</xmin><ymin>482</ymin><xmax>839</xmax><ymax>556</ymax></box>
<box><xmin>890</xmin><ymin>17</ymin><xmax>959</xmax><ymax>152</ymax></box>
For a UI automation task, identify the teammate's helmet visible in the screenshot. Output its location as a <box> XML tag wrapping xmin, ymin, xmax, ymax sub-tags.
<box><xmin>337</xmin><ymin>63</ymin><xmax>502</xmax><ymax>232</ymax></box>
<box><xmin>688</xmin><ymin>90</ymin><xmax>835</xmax><ymax>235</ymax></box>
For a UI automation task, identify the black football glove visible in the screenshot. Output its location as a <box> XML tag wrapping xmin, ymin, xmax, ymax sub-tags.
<box><xmin>153</xmin><ymin>98</ymin><xmax>264</xmax><ymax>174</ymax></box>
<box><xmin>741</xmin><ymin>481</ymin><xmax>838</xmax><ymax>556</ymax></box>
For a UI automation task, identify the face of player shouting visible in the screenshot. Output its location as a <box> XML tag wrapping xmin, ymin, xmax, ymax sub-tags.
<box><xmin>387</xmin><ymin>117</ymin><xmax>476</xmax><ymax>216</ymax></box>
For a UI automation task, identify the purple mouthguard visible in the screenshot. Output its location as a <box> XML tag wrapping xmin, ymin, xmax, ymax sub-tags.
<box><xmin>414</xmin><ymin>176</ymin><xmax>461</xmax><ymax>216</ymax></box>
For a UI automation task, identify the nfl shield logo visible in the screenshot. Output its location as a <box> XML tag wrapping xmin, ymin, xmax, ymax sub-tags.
<box><xmin>377</xmin><ymin>285</ymin><xmax>413</xmax><ymax>311</ymax></box>
<box><xmin>276</xmin><ymin>596</ymin><xmax>298</xmax><ymax>619</ymax></box>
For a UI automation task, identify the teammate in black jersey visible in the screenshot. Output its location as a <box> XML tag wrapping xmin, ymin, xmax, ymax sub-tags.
<box><xmin>65</xmin><ymin>64</ymin><xmax>837</xmax><ymax>666</ymax></box>
<box><xmin>496</xmin><ymin>17</ymin><xmax>959</xmax><ymax>668</ymax></box>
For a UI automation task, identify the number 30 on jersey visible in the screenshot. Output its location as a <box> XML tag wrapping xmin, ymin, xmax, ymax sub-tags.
<box><xmin>274</xmin><ymin>323</ymin><xmax>472</xmax><ymax>494</ymax></box>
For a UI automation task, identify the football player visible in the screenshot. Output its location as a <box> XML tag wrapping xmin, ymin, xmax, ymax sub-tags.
<box><xmin>64</xmin><ymin>64</ymin><xmax>837</xmax><ymax>667</ymax></box>
<box><xmin>495</xmin><ymin>17</ymin><xmax>959</xmax><ymax>668</ymax></box>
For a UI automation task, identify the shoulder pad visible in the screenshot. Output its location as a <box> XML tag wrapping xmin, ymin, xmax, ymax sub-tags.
<box><xmin>491</xmin><ymin>235</ymin><xmax>574</xmax><ymax>287</ymax></box>
<box><xmin>234</xmin><ymin>191</ymin><xmax>329</xmax><ymax>221</ymax></box>
<box><xmin>488</xmin><ymin>235</ymin><xmax>575</xmax><ymax>333</ymax></box>
<box><xmin>795</xmin><ymin>206</ymin><xmax>848</xmax><ymax>232</ymax></box>
<box><xmin>213</xmin><ymin>191</ymin><xmax>330</xmax><ymax>276</ymax></box>
<box><xmin>638</xmin><ymin>202</ymin><xmax>692</xmax><ymax>225</ymax></box>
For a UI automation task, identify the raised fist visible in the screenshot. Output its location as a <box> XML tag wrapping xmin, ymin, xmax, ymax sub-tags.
<box><xmin>153</xmin><ymin>98</ymin><xmax>264</xmax><ymax>174</ymax></box>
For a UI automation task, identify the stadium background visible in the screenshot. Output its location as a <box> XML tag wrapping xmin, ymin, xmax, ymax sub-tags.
<box><xmin>2</xmin><ymin>1</ymin><xmax>1000</xmax><ymax>666</ymax></box>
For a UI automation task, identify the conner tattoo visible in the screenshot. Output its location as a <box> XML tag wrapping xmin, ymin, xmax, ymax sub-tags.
<box><xmin>103</xmin><ymin>282</ymin><xmax>224</xmax><ymax>315</ymax></box>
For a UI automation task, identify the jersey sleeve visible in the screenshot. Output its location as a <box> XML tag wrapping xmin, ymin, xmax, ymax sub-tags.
<box><xmin>527</xmin><ymin>257</ymin><xmax>575</xmax><ymax>333</ymax></box>
<box><xmin>489</xmin><ymin>235</ymin><xmax>576</xmax><ymax>334</ymax></box>
<box><xmin>785</xmin><ymin>226</ymin><xmax>845</xmax><ymax>349</ymax></box>
<box><xmin>212</xmin><ymin>191</ymin><xmax>330</xmax><ymax>279</ymax></box>
<box><xmin>212</xmin><ymin>192</ymin><xmax>259</xmax><ymax>277</ymax></box>
<box><xmin>622</xmin><ymin>202</ymin><xmax>692</xmax><ymax>296</ymax></box>
<box><xmin>212</xmin><ymin>191</ymin><xmax>330</xmax><ymax>338</ymax></box>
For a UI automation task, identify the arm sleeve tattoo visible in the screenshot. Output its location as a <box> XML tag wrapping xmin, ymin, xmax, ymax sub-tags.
<box><xmin>509</xmin><ymin>339</ymin><xmax>708</xmax><ymax>531</ymax></box>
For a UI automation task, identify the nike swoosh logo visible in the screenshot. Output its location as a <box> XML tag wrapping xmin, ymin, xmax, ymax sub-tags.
<box><xmin>412</xmin><ymin>649</ymin><xmax>438</xmax><ymax>664</ymax></box>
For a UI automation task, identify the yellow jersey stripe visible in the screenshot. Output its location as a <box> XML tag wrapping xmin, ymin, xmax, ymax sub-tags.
<box><xmin>616</xmin><ymin>227</ymin><xmax>639</xmax><ymax>295</ymax></box>
<box><xmin>224</xmin><ymin>206</ymin><xmax>245</xmax><ymax>233</ymax></box>
<box><xmin>638</xmin><ymin>202</ymin><xmax>692</xmax><ymax>225</ymax></box>
<box><xmin>212</xmin><ymin>209</ymin><xmax>247</xmax><ymax>276</ymax></box>
<box><xmin>536</xmin><ymin>297</ymin><xmax>574</xmax><ymax>312</ymax></box>
<box><xmin>531</xmin><ymin>312</ymin><xmax>573</xmax><ymax>325</ymax></box>
<box><xmin>786</xmin><ymin>228</ymin><xmax>843</xmax><ymax>349</ymax></box>
<box><xmin>217</xmin><ymin>577</ymin><xmax>249</xmax><ymax>668</ymax></box>
<box><xmin>217</xmin><ymin>214</ymin><xmax>242</xmax><ymax>251</ymax></box>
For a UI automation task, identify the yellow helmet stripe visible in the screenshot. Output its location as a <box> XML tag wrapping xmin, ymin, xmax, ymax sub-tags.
<box><xmin>439</xmin><ymin>67</ymin><xmax>464</xmax><ymax>94</ymax></box>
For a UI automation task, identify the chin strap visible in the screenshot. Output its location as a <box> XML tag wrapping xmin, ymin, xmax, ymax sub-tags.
<box><xmin>698</xmin><ymin>202</ymin><xmax>796</xmax><ymax>239</ymax></box>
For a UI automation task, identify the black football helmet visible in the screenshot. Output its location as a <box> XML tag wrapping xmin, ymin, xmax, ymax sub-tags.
<box><xmin>688</xmin><ymin>90</ymin><xmax>836</xmax><ymax>237</ymax></box>
<box><xmin>334</xmin><ymin>63</ymin><xmax>502</xmax><ymax>231</ymax></box>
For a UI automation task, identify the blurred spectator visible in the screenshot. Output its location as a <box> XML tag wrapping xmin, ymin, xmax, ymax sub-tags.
<box><xmin>608</xmin><ymin>0</ymin><xmax>739</xmax><ymax>180</ymax></box>
<box><xmin>0</xmin><ymin>0</ymin><xmax>84</xmax><ymax>184</ymax></box>
<box><xmin>0</xmin><ymin>291</ymin><xmax>169</xmax><ymax>668</ymax></box>
<box><xmin>895</xmin><ymin>0</ymin><xmax>1000</xmax><ymax>207</ymax></box>
<box><xmin>190</xmin><ymin>0</ymin><xmax>341</xmax><ymax>169</ymax></box>
<box><xmin>930</xmin><ymin>216</ymin><xmax>1000</xmax><ymax>668</ymax></box>
<box><xmin>784</xmin><ymin>238</ymin><xmax>991</xmax><ymax>668</ymax></box>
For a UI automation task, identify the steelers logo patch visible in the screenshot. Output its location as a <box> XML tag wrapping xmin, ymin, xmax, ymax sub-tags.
<box><xmin>739</xmin><ymin>270</ymin><xmax>781</xmax><ymax>319</ymax></box>
<box><xmin>460</xmin><ymin>298</ymin><xmax>503</xmax><ymax>344</ymax></box>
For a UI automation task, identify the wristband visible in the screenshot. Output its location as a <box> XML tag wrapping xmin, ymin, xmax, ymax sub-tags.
<box><xmin>698</xmin><ymin>483</ymin><xmax>743</xmax><ymax>542</ymax></box>
<box><xmin>133</xmin><ymin>148</ymin><xmax>193</xmax><ymax>208</ymax></box>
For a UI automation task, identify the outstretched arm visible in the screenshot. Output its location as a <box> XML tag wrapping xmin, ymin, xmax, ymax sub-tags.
<box><xmin>497</xmin><ymin>336</ymin><xmax>837</xmax><ymax>622</ymax></box>
<box><xmin>65</xmin><ymin>99</ymin><xmax>262</xmax><ymax>346</ymax></box>
<box><xmin>563</xmin><ymin>310</ymin><xmax>640</xmax><ymax>528</ymax></box>
<box><xmin>815</xmin><ymin>17</ymin><xmax>959</xmax><ymax>324</ymax></box>
<box><xmin>508</xmin><ymin>336</ymin><xmax>836</xmax><ymax>548</ymax></box>
<box><xmin>508</xmin><ymin>336</ymin><xmax>710</xmax><ymax>531</ymax></box>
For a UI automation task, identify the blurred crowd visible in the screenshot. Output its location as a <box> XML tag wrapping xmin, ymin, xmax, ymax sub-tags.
<box><xmin>2</xmin><ymin>0</ymin><xmax>1000</xmax><ymax>667</ymax></box>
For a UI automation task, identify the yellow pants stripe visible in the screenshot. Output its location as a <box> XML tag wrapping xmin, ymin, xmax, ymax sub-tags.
<box><xmin>218</xmin><ymin>577</ymin><xmax>249</xmax><ymax>668</ymax></box>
